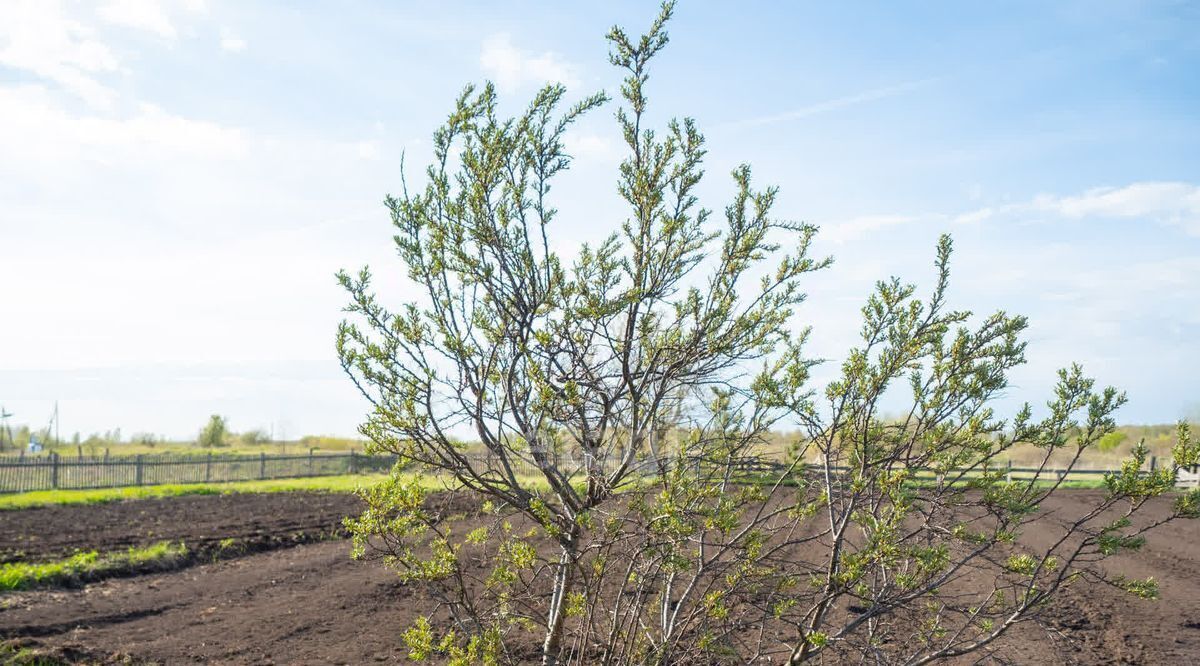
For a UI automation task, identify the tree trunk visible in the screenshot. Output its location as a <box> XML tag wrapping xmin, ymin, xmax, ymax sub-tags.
<box><xmin>541</xmin><ymin>545</ymin><xmax>577</xmax><ymax>666</ymax></box>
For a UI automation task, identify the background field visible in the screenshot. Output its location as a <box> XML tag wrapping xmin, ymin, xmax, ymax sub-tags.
<box><xmin>3</xmin><ymin>423</ymin><xmax>1189</xmax><ymax>465</ymax></box>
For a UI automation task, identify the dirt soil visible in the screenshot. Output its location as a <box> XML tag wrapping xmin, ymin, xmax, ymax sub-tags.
<box><xmin>2</xmin><ymin>490</ymin><xmax>1200</xmax><ymax>664</ymax></box>
<box><xmin>0</xmin><ymin>492</ymin><xmax>365</xmax><ymax>564</ymax></box>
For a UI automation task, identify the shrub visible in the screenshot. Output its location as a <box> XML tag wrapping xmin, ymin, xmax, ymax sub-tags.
<box><xmin>337</xmin><ymin>4</ymin><xmax>1199</xmax><ymax>664</ymax></box>
<box><xmin>236</xmin><ymin>428</ymin><xmax>271</xmax><ymax>447</ymax></box>
<box><xmin>197</xmin><ymin>415</ymin><xmax>228</xmax><ymax>448</ymax></box>
<box><xmin>1098</xmin><ymin>430</ymin><xmax>1129</xmax><ymax>452</ymax></box>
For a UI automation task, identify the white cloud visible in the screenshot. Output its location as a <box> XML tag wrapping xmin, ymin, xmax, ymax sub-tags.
<box><xmin>819</xmin><ymin>214</ymin><xmax>922</xmax><ymax>244</ymax></box>
<box><xmin>219</xmin><ymin>26</ymin><xmax>246</xmax><ymax>53</ymax></box>
<box><xmin>953</xmin><ymin>207</ymin><xmax>995</xmax><ymax>225</ymax></box>
<box><xmin>0</xmin><ymin>78</ymin><xmax>402</xmax><ymax>378</ymax></box>
<box><xmin>353</xmin><ymin>140</ymin><xmax>381</xmax><ymax>160</ymax></box>
<box><xmin>563</xmin><ymin>131</ymin><xmax>618</xmax><ymax>161</ymax></box>
<box><xmin>954</xmin><ymin>182</ymin><xmax>1200</xmax><ymax>235</ymax></box>
<box><xmin>0</xmin><ymin>0</ymin><xmax>121</xmax><ymax>109</ymax></box>
<box><xmin>98</xmin><ymin>0</ymin><xmax>177</xmax><ymax>39</ymax></box>
<box><xmin>0</xmin><ymin>1</ymin><xmax>214</xmax><ymax>108</ymax></box>
<box><xmin>0</xmin><ymin>85</ymin><xmax>246</xmax><ymax>165</ymax></box>
<box><xmin>1038</xmin><ymin>182</ymin><xmax>1200</xmax><ymax>234</ymax></box>
<box><xmin>479</xmin><ymin>33</ymin><xmax>580</xmax><ymax>93</ymax></box>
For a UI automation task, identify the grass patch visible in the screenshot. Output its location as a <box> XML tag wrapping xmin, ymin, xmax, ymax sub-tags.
<box><xmin>0</xmin><ymin>541</ymin><xmax>187</xmax><ymax>592</ymax></box>
<box><xmin>1</xmin><ymin>639</ymin><xmax>121</xmax><ymax>665</ymax></box>
<box><xmin>0</xmin><ymin>469</ymin><xmax>1126</xmax><ymax>513</ymax></box>
<box><xmin>0</xmin><ymin>472</ymin><xmax>559</xmax><ymax>511</ymax></box>
<box><xmin>0</xmin><ymin>474</ymin><xmax>392</xmax><ymax>511</ymax></box>
<box><xmin>0</xmin><ymin>642</ymin><xmax>69</xmax><ymax>666</ymax></box>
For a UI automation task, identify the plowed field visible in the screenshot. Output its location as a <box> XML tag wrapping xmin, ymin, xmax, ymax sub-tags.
<box><xmin>2</xmin><ymin>490</ymin><xmax>1199</xmax><ymax>664</ymax></box>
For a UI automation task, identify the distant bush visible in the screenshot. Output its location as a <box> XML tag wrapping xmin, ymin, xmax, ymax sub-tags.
<box><xmin>1097</xmin><ymin>431</ymin><xmax>1128</xmax><ymax>452</ymax></box>
<box><xmin>129</xmin><ymin>432</ymin><xmax>160</xmax><ymax>448</ymax></box>
<box><xmin>197</xmin><ymin>415</ymin><xmax>229</xmax><ymax>448</ymax></box>
<box><xmin>236</xmin><ymin>429</ymin><xmax>271</xmax><ymax>446</ymax></box>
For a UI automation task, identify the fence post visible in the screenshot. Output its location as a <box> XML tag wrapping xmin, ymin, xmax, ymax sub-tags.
<box><xmin>259</xmin><ymin>451</ymin><xmax>266</xmax><ymax>480</ymax></box>
<box><xmin>308</xmin><ymin>448</ymin><xmax>314</xmax><ymax>476</ymax></box>
<box><xmin>1006</xmin><ymin>460</ymin><xmax>1012</xmax><ymax>483</ymax></box>
<box><xmin>205</xmin><ymin>452</ymin><xmax>212</xmax><ymax>482</ymax></box>
<box><xmin>135</xmin><ymin>455</ymin><xmax>144</xmax><ymax>486</ymax></box>
<box><xmin>1150</xmin><ymin>456</ymin><xmax>1158</xmax><ymax>473</ymax></box>
<box><xmin>51</xmin><ymin>452</ymin><xmax>60</xmax><ymax>489</ymax></box>
<box><xmin>349</xmin><ymin>449</ymin><xmax>358</xmax><ymax>475</ymax></box>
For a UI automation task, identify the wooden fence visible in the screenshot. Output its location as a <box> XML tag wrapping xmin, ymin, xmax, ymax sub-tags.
<box><xmin>732</xmin><ymin>456</ymin><xmax>1182</xmax><ymax>486</ymax></box>
<box><xmin>2</xmin><ymin>449</ymin><xmax>1190</xmax><ymax>495</ymax></box>
<box><xmin>0</xmin><ymin>451</ymin><xmax>397</xmax><ymax>494</ymax></box>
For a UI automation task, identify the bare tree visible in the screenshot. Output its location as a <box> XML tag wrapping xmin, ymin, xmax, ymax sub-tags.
<box><xmin>337</xmin><ymin>4</ymin><xmax>1200</xmax><ymax>664</ymax></box>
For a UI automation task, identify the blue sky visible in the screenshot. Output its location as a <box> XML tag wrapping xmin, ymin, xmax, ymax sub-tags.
<box><xmin>1</xmin><ymin>1</ymin><xmax>1197</xmax><ymax>439</ymax></box>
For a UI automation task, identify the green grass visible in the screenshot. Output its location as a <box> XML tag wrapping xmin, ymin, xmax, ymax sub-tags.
<box><xmin>0</xmin><ymin>474</ymin><xmax>392</xmax><ymax>511</ymax></box>
<box><xmin>0</xmin><ymin>469</ymin><xmax>572</xmax><ymax>511</ymax></box>
<box><xmin>0</xmin><ymin>541</ymin><xmax>187</xmax><ymax>592</ymax></box>
<box><xmin>0</xmin><ymin>641</ymin><xmax>70</xmax><ymax>666</ymax></box>
<box><xmin>1</xmin><ymin>466</ymin><xmax>1128</xmax><ymax>513</ymax></box>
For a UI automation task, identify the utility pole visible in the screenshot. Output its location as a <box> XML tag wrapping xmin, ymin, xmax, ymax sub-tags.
<box><xmin>0</xmin><ymin>406</ymin><xmax>11</xmax><ymax>453</ymax></box>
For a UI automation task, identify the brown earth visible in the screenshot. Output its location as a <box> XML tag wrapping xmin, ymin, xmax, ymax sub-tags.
<box><xmin>0</xmin><ymin>492</ymin><xmax>367</xmax><ymax>564</ymax></box>
<box><xmin>2</xmin><ymin>490</ymin><xmax>1200</xmax><ymax>664</ymax></box>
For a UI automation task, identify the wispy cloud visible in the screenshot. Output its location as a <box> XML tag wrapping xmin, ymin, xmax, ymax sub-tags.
<box><xmin>0</xmin><ymin>1</ymin><xmax>121</xmax><ymax>109</ymax></box>
<box><xmin>955</xmin><ymin>182</ymin><xmax>1200</xmax><ymax>235</ymax></box>
<box><xmin>721</xmin><ymin>78</ymin><xmax>938</xmax><ymax>130</ymax></box>
<box><xmin>98</xmin><ymin>0</ymin><xmax>179</xmax><ymax>39</ymax></box>
<box><xmin>564</xmin><ymin>131</ymin><xmax>619</xmax><ymax>162</ymax></box>
<box><xmin>0</xmin><ymin>85</ymin><xmax>247</xmax><ymax>165</ymax></box>
<box><xmin>814</xmin><ymin>180</ymin><xmax>1200</xmax><ymax>253</ymax></box>
<box><xmin>479</xmin><ymin>33</ymin><xmax>580</xmax><ymax>93</ymax></box>
<box><xmin>219</xmin><ymin>26</ymin><xmax>245</xmax><ymax>53</ymax></box>
<box><xmin>0</xmin><ymin>0</ymin><xmax>212</xmax><ymax>109</ymax></box>
<box><xmin>820</xmin><ymin>214</ymin><xmax>924</xmax><ymax>244</ymax></box>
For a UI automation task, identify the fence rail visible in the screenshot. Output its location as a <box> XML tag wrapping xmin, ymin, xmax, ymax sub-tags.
<box><xmin>728</xmin><ymin>457</ymin><xmax>1188</xmax><ymax>486</ymax></box>
<box><xmin>0</xmin><ymin>451</ymin><xmax>397</xmax><ymax>494</ymax></box>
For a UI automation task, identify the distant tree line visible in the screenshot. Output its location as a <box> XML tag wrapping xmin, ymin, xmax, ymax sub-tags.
<box><xmin>0</xmin><ymin>415</ymin><xmax>361</xmax><ymax>454</ymax></box>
